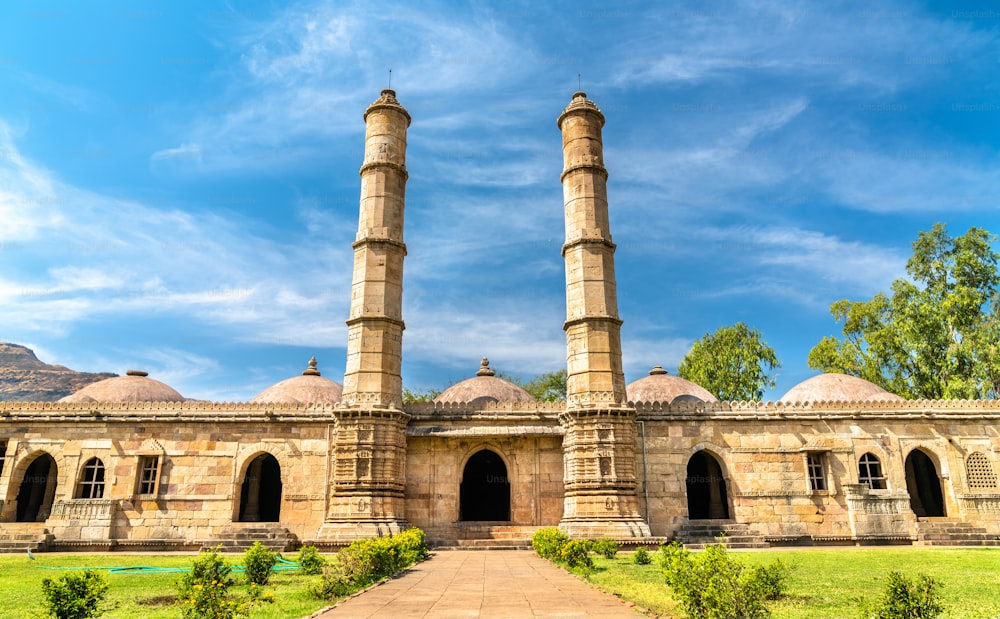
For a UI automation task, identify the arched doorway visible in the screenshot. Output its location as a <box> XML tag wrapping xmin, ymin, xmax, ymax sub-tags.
<box><xmin>460</xmin><ymin>449</ymin><xmax>510</xmax><ymax>521</ymax></box>
<box><xmin>238</xmin><ymin>454</ymin><xmax>282</xmax><ymax>522</ymax></box>
<box><xmin>16</xmin><ymin>453</ymin><xmax>58</xmax><ymax>522</ymax></box>
<box><xmin>905</xmin><ymin>450</ymin><xmax>946</xmax><ymax>517</ymax></box>
<box><xmin>686</xmin><ymin>451</ymin><xmax>729</xmax><ymax>520</ymax></box>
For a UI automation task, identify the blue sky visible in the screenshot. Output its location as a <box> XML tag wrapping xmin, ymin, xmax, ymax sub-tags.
<box><xmin>0</xmin><ymin>0</ymin><xmax>997</xmax><ymax>401</ymax></box>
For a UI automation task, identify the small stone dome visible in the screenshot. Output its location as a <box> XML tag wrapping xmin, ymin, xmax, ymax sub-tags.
<box><xmin>627</xmin><ymin>366</ymin><xmax>718</xmax><ymax>404</ymax></box>
<box><xmin>251</xmin><ymin>357</ymin><xmax>343</xmax><ymax>404</ymax></box>
<box><xmin>779</xmin><ymin>372</ymin><xmax>903</xmax><ymax>403</ymax></box>
<box><xmin>434</xmin><ymin>358</ymin><xmax>536</xmax><ymax>404</ymax></box>
<box><xmin>59</xmin><ymin>370</ymin><xmax>186</xmax><ymax>403</ymax></box>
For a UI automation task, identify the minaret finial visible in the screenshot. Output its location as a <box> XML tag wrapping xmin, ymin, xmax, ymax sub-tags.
<box><xmin>578</xmin><ymin>73</ymin><xmax>581</xmax><ymax>91</ymax></box>
<box><xmin>388</xmin><ymin>68</ymin><xmax>392</xmax><ymax>89</ymax></box>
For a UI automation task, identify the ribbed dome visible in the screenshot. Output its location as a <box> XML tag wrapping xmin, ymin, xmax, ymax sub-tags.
<box><xmin>251</xmin><ymin>357</ymin><xmax>343</xmax><ymax>404</ymax></box>
<box><xmin>434</xmin><ymin>358</ymin><xmax>535</xmax><ymax>404</ymax></box>
<box><xmin>779</xmin><ymin>373</ymin><xmax>903</xmax><ymax>403</ymax></box>
<box><xmin>59</xmin><ymin>370</ymin><xmax>186</xmax><ymax>403</ymax></box>
<box><xmin>627</xmin><ymin>366</ymin><xmax>718</xmax><ymax>404</ymax></box>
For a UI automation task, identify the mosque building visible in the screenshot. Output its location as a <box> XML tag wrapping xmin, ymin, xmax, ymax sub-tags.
<box><xmin>1</xmin><ymin>90</ymin><xmax>998</xmax><ymax>552</ymax></box>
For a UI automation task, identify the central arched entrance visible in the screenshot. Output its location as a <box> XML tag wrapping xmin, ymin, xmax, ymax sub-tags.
<box><xmin>460</xmin><ymin>449</ymin><xmax>510</xmax><ymax>521</ymax></box>
<box><xmin>238</xmin><ymin>454</ymin><xmax>282</xmax><ymax>522</ymax></box>
<box><xmin>905</xmin><ymin>449</ymin><xmax>946</xmax><ymax>517</ymax></box>
<box><xmin>16</xmin><ymin>453</ymin><xmax>58</xmax><ymax>522</ymax></box>
<box><xmin>686</xmin><ymin>451</ymin><xmax>729</xmax><ymax>520</ymax></box>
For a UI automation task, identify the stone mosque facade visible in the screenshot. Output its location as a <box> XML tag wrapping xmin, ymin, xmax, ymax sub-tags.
<box><xmin>2</xmin><ymin>90</ymin><xmax>999</xmax><ymax>552</ymax></box>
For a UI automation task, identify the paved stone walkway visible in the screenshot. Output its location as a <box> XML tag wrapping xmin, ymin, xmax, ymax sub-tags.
<box><xmin>312</xmin><ymin>550</ymin><xmax>643</xmax><ymax>618</ymax></box>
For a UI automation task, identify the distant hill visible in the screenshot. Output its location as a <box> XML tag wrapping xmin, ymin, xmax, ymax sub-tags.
<box><xmin>0</xmin><ymin>343</ymin><xmax>117</xmax><ymax>402</ymax></box>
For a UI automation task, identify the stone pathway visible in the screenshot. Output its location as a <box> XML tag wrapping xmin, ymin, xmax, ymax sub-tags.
<box><xmin>311</xmin><ymin>550</ymin><xmax>643</xmax><ymax>618</ymax></box>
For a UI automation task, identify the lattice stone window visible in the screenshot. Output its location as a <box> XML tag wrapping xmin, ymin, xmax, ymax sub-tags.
<box><xmin>966</xmin><ymin>452</ymin><xmax>998</xmax><ymax>491</ymax></box>
<box><xmin>807</xmin><ymin>453</ymin><xmax>827</xmax><ymax>492</ymax></box>
<box><xmin>76</xmin><ymin>457</ymin><xmax>106</xmax><ymax>499</ymax></box>
<box><xmin>136</xmin><ymin>455</ymin><xmax>161</xmax><ymax>495</ymax></box>
<box><xmin>858</xmin><ymin>453</ymin><xmax>887</xmax><ymax>490</ymax></box>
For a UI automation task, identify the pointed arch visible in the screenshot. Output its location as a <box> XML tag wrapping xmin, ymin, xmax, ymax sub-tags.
<box><xmin>905</xmin><ymin>449</ymin><xmax>945</xmax><ymax>518</ymax></box>
<box><xmin>686</xmin><ymin>450</ymin><xmax>730</xmax><ymax>520</ymax></box>
<box><xmin>14</xmin><ymin>452</ymin><xmax>58</xmax><ymax>522</ymax></box>
<box><xmin>460</xmin><ymin>449</ymin><xmax>510</xmax><ymax>521</ymax></box>
<box><xmin>236</xmin><ymin>453</ymin><xmax>282</xmax><ymax>522</ymax></box>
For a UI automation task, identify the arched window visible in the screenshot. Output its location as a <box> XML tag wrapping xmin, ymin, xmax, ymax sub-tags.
<box><xmin>76</xmin><ymin>458</ymin><xmax>105</xmax><ymax>499</ymax></box>
<box><xmin>966</xmin><ymin>452</ymin><xmax>998</xmax><ymax>491</ymax></box>
<box><xmin>858</xmin><ymin>453</ymin><xmax>886</xmax><ymax>490</ymax></box>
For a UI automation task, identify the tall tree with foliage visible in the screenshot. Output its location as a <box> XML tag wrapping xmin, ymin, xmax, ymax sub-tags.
<box><xmin>677</xmin><ymin>322</ymin><xmax>780</xmax><ymax>401</ymax></box>
<box><xmin>497</xmin><ymin>369</ymin><xmax>567</xmax><ymax>401</ymax></box>
<box><xmin>808</xmin><ymin>224</ymin><xmax>999</xmax><ymax>400</ymax></box>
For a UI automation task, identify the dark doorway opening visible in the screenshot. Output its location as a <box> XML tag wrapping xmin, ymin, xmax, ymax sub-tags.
<box><xmin>16</xmin><ymin>453</ymin><xmax>58</xmax><ymax>522</ymax></box>
<box><xmin>905</xmin><ymin>450</ymin><xmax>946</xmax><ymax>517</ymax></box>
<box><xmin>460</xmin><ymin>450</ymin><xmax>510</xmax><ymax>521</ymax></box>
<box><xmin>238</xmin><ymin>454</ymin><xmax>282</xmax><ymax>522</ymax></box>
<box><xmin>686</xmin><ymin>451</ymin><xmax>729</xmax><ymax>520</ymax></box>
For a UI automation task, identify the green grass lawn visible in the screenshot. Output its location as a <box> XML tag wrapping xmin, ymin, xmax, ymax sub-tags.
<box><xmin>585</xmin><ymin>547</ymin><xmax>1000</xmax><ymax>619</ymax></box>
<box><xmin>0</xmin><ymin>553</ymin><xmax>332</xmax><ymax>619</ymax></box>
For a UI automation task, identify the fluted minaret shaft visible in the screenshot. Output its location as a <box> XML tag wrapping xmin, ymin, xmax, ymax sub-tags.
<box><xmin>341</xmin><ymin>89</ymin><xmax>410</xmax><ymax>410</ymax></box>
<box><xmin>558</xmin><ymin>91</ymin><xmax>626</xmax><ymax>409</ymax></box>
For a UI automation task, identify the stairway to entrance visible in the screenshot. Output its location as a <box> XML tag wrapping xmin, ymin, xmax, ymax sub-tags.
<box><xmin>431</xmin><ymin>523</ymin><xmax>539</xmax><ymax>550</ymax></box>
<box><xmin>0</xmin><ymin>524</ymin><xmax>53</xmax><ymax>554</ymax></box>
<box><xmin>675</xmin><ymin>520</ymin><xmax>769</xmax><ymax>549</ymax></box>
<box><xmin>205</xmin><ymin>523</ymin><xmax>299</xmax><ymax>552</ymax></box>
<box><xmin>915</xmin><ymin>518</ymin><xmax>1000</xmax><ymax>546</ymax></box>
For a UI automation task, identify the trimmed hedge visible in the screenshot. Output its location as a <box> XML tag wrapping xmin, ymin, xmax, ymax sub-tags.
<box><xmin>311</xmin><ymin>528</ymin><xmax>428</xmax><ymax>601</ymax></box>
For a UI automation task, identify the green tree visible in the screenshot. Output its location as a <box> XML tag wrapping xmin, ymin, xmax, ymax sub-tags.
<box><xmin>402</xmin><ymin>387</ymin><xmax>442</xmax><ymax>404</ymax></box>
<box><xmin>677</xmin><ymin>322</ymin><xmax>780</xmax><ymax>401</ymax></box>
<box><xmin>808</xmin><ymin>224</ymin><xmax>999</xmax><ymax>399</ymax></box>
<box><xmin>497</xmin><ymin>369</ymin><xmax>567</xmax><ymax>401</ymax></box>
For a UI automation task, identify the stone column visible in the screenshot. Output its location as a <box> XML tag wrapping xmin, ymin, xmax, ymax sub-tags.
<box><xmin>557</xmin><ymin>92</ymin><xmax>650</xmax><ymax>538</ymax></box>
<box><xmin>322</xmin><ymin>90</ymin><xmax>411</xmax><ymax>540</ymax></box>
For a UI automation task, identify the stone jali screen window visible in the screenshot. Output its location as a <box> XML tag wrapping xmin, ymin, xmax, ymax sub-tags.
<box><xmin>966</xmin><ymin>452</ymin><xmax>998</xmax><ymax>491</ymax></box>
<box><xmin>807</xmin><ymin>453</ymin><xmax>827</xmax><ymax>491</ymax></box>
<box><xmin>76</xmin><ymin>457</ymin><xmax>106</xmax><ymax>499</ymax></box>
<box><xmin>858</xmin><ymin>452</ymin><xmax>887</xmax><ymax>490</ymax></box>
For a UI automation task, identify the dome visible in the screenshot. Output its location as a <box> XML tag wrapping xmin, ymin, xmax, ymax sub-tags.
<box><xmin>779</xmin><ymin>373</ymin><xmax>903</xmax><ymax>403</ymax></box>
<box><xmin>627</xmin><ymin>366</ymin><xmax>718</xmax><ymax>404</ymax></box>
<box><xmin>251</xmin><ymin>357</ymin><xmax>343</xmax><ymax>404</ymax></box>
<box><xmin>434</xmin><ymin>358</ymin><xmax>536</xmax><ymax>404</ymax></box>
<box><xmin>59</xmin><ymin>370</ymin><xmax>186</xmax><ymax>403</ymax></box>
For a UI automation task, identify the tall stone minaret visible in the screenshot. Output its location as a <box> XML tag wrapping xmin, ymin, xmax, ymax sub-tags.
<box><xmin>322</xmin><ymin>89</ymin><xmax>410</xmax><ymax>540</ymax></box>
<box><xmin>557</xmin><ymin>91</ymin><xmax>650</xmax><ymax>538</ymax></box>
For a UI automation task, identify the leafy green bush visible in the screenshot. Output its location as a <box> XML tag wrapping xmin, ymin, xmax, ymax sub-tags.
<box><xmin>531</xmin><ymin>527</ymin><xmax>569</xmax><ymax>560</ymax></box>
<box><xmin>633</xmin><ymin>546</ymin><xmax>652</xmax><ymax>565</ymax></box>
<box><xmin>311</xmin><ymin>528</ymin><xmax>428</xmax><ymax>601</ymax></box>
<box><xmin>243</xmin><ymin>541</ymin><xmax>278</xmax><ymax>586</ymax></box>
<box><xmin>861</xmin><ymin>571</ymin><xmax>944</xmax><ymax>619</ymax></box>
<box><xmin>177</xmin><ymin>548</ymin><xmax>246</xmax><ymax>619</ymax></box>
<box><xmin>593</xmin><ymin>538</ymin><xmax>620</xmax><ymax>559</ymax></box>
<box><xmin>40</xmin><ymin>569</ymin><xmax>108</xmax><ymax>619</ymax></box>
<box><xmin>559</xmin><ymin>539</ymin><xmax>595</xmax><ymax>569</ymax></box>
<box><xmin>297</xmin><ymin>545</ymin><xmax>327</xmax><ymax>575</ymax></box>
<box><xmin>659</xmin><ymin>542</ymin><xmax>789</xmax><ymax>619</ymax></box>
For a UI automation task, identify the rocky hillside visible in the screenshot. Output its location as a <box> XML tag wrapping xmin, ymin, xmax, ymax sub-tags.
<box><xmin>0</xmin><ymin>343</ymin><xmax>116</xmax><ymax>402</ymax></box>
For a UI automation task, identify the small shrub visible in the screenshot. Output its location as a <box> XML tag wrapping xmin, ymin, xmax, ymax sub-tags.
<box><xmin>297</xmin><ymin>545</ymin><xmax>327</xmax><ymax>575</ymax></box>
<box><xmin>531</xmin><ymin>527</ymin><xmax>569</xmax><ymax>560</ymax></box>
<box><xmin>40</xmin><ymin>570</ymin><xmax>108</xmax><ymax>619</ymax></box>
<box><xmin>559</xmin><ymin>539</ymin><xmax>595</xmax><ymax>569</ymax></box>
<box><xmin>593</xmin><ymin>538</ymin><xmax>620</xmax><ymax>559</ymax></box>
<box><xmin>659</xmin><ymin>542</ymin><xmax>789</xmax><ymax>619</ymax></box>
<box><xmin>243</xmin><ymin>541</ymin><xmax>278</xmax><ymax>586</ymax></box>
<box><xmin>311</xmin><ymin>529</ymin><xmax>429</xmax><ymax>601</ymax></box>
<box><xmin>177</xmin><ymin>548</ymin><xmax>245</xmax><ymax>619</ymax></box>
<box><xmin>633</xmin><ymin>546</ymin><xmax>652</xmax><ymax>565</ymax></box>
<box><xmin>861</xmin><ymin>571</ymin><xmax>944</xmax><ymax>619</ymax></box>
<box><xmin>395</xmin><ymin>527</ymin><xmax>429</xmax><ymax>565</ymax></box>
